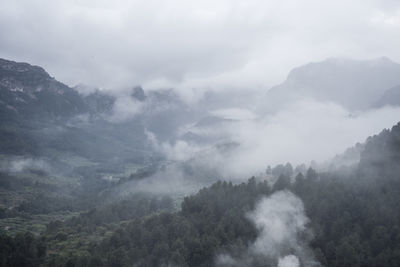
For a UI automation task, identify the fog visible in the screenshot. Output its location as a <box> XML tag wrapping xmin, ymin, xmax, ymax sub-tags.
<box><xmin>2</xmin><ymin>2</ymin><xmax>400</xmax><ymax>182</ymax></box>
<box><xmin>0</xmin><ymin>157</ymin><xmax>52</xmax><ymax>174</ymax></box>
<box><xmin>148</xmin><ymin>98</ymin><xmax>400</xmax><ymax>180</ymax></box>
<box><xmin>109</xmin><ymin>93</ymin><xmax>144</xmax><ymax>122</ymax></box>
<box><xmin>1</xmin><ymin>0</ymin><xmax>400</xmax><ymax>99</ymax></box>
<box><xmin>216</xmin><ymin>191</ymin><xmax>320</xmax><ymax>266</ymax></box>
<box><xmin>2</xmin><ymin>2</ymin><xmax>400</xmax><ymax>265</ymax></box>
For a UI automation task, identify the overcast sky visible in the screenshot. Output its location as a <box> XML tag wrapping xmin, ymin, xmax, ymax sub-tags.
<box><xmin>1</xmin><ymin>0</ymin><xmax>400</xmax><ymax>94</ymax></box>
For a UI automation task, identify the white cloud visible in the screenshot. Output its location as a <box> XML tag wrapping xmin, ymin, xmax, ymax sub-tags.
<box><xmin>108</xmin><ymin>95</ymin><xmax>144</xmax><ymax>122</ymax></box>
<box><xmin>216</xmin><ymin>191</ymin><xmax>320</xmax><ymax>266</ymax></box>
<box><xmin>278</xmin><ymin>255</ymin><xmax>300</xmax><ymax>267</ymax></box>
<box><xmin>223</xmin><ymin>100</ymin><xmax>400</xmax><ymax>177</ymax></box>
<box><xmin>0</xmin><ymin>0</ymin><xmax>400</xmax><ymax>97</ymax></box>
<box><xmin>209</xmin><ymin>108</ymin><xmax>257</xmax><ymax>120</ymax></box>
<box><xmin>159</xmin><ymin>98</ymin><xmax>400</xmax><ymax>179</ymax></box>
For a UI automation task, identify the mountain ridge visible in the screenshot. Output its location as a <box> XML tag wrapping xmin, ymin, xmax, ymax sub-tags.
<box><xmin>264</xmin><ymin>57</ymin><xmax>400</xmax><ymax>111</ymax></box>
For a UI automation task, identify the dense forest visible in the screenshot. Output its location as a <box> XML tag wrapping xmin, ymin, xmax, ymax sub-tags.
<box><xmin>2</xmin><ymin>0</ymin><xmax>400</xmax><ymax>264</ymax></box>
<box><xmin>1</xmin><ymin>122</ymin><xmax>400</xmax><ymax>266</ymax></box>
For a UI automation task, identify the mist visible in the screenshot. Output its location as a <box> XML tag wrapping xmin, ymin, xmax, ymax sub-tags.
<box><xmin>107</xmin><ymin>56</ymin><xmax>400</xmax><ymax>196</ymax></box>
<box><xmin>1</xmin><ymin>0</ymin><xmax>399</xmax><ymax>184</ymax></box>
<box><xmin>216</xmin><ymin>191</ymin><xmax>320</xmax><ymax>267</ymax></box>
<box><xmin>0</xmin><ymin>157</ymin><xmax>52</xmax><ymax>174</ymax></box>
<box><xmin>150</xmin><ymin>98</ymin><xmax>400</xmax><ymax>181</ymax></box>
<box><xmin>1</xmin><ymin>0</ymin><xmax>400</xmax><ymax>97</ymax></box>
<box><xmin>2</xmin><ymin>1</ymin><xmax>400</xmax><ymax>266</ymax></box>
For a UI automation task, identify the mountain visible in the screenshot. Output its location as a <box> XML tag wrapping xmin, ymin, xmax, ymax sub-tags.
<box><xmin>83</xmin><ymin>89</ymin><xmax>115</xmax><ymax>116</ymax></box>
<box><xmin>19</xmin><ymin>120</ymin><xmax>400</xmax><ymax>267</ymax></box>
<box><xmin>0</xmin><ymin>58</ymin><xmax>208</xmax><ymax>179</ymax></box>
<box><xmin>131</xmin><ymin>86</ymin><xmax>147</xmax><ymax>102</ymax></box>
<box><xmin>0</xmin><ymin>58</ymin><xmax>87</xmax><ymax>121</ymax></box>
<box><xmin>140</xmin><ymin>89</ymin><xmax>200</xmax><ymax>142</ymax></box>
<box><xmin>358</xmin><ymin>122</ymin><xmax>400</xmax><ymax>178</ymax></box>
<box><xmin>3</xmin><ymin>57</ymin><xmax>400</xmax><ymax>267</ymax></box>
<box><xmin>0</xmin><ymin>59</ymin><xmax>154</xmax><ymax>164</ymax></box>
<box><xmin>264</xmin><ymin>57</ymin><xmax>400</xmax><ymax>111</ymax></box>
<box><xmin>374</xmin><ymin>85</ymin><xmax>400</xmax><ymax>108</ymax></box>
<box><xmin>328</xmin><ymin>142</ymin><xmax>365</xmax><ymax>170</ymax></box>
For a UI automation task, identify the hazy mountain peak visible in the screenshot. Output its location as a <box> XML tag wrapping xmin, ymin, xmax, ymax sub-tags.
<box><xmin>0</xmin><ymin>58</ymin><xmax>49</xmax><ymax>77</ymax></box>
<box><xmin>0</xmin><ymin>58</ymin><xmax>87</xmax><ymax>119</ymax></box>
<box><xmin>131</xmin><ymin>86</ymin><xmax>147</xmax><ymax>102</ymax></box>
<box><xmin>286</xmin><ymin>57</ymin><xmax>400</xmax><ymax>81</ymax></box>
<box><xmin>0</xmin><ymin>58</ymin><xmax>53</xmax><ymax>93</ymax></box>
<box><xmin>374</xmin><ymin>85</ymin><xmax>400</xmax><ymax>108</ymax></box>
<box><xmin>267</xmin><ymin>57</ymin><xmax>400</xmax><ymax>111</ymax></box>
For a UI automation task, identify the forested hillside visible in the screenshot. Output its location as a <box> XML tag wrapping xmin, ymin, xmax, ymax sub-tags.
<box><xmin>2</xmin><ymin>0</ymin><xmax>400</xmax><ymax>265</ymax></box>
<box><xmin>2</xmin><ymin>122</ymin><xmax>400</xmax><ymax>266</ymax></box>
<box><xmin>2</xmin><ymin>58</ymin><xmax>400</xmax><ymax>267</ymax></box>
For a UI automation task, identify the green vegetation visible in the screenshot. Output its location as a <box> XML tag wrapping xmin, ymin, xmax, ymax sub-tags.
<box><xmin>0</xmin><ymin>232</ymin><xmax>46</xmax><ymax>267</ymax></box>
<box><xmin>25</xmin><ymin>122</ymin><xmax>400</xmax><ymax>266</ymax></box>
<box><xmin>2</xmin><ymin>56</ymin><xmax>400</xmax><ymax>266</ymax></box>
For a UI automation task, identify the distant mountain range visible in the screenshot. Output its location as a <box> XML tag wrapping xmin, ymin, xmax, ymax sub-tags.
<box><xmin>0</xmin><ymin>58</ymin><xmax>196</xmax><ymax>164</ymax></box>
<box><xmin>374</xmin><ymin>85</ymin><xmax>400</xmax><ymax>108</ymax></box>
<box><xmin>1</xmin><ymin>56</ymin><xmax>400</xmax><ymax>170</ymax></box>
<box><xmin>263</xmin><ymin>57</ymin><xmax>400</xmax><ymax>111</ymax></box>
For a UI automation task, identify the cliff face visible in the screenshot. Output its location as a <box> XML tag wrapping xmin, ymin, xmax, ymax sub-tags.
<box><xmin>0</xmin><ymin>58</ymin><xmax>88</xmax><ymax>121</ymax></box>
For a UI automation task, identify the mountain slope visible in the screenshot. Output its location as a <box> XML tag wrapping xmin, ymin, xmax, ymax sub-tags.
<box><xmin>0</xmin><ymin>58</ymin><xmax>87</xmax><ymax>121</ymax></box>
<box><xmin>264</xmin><ymin>57</ymin><xmax>400</xmax><ymax>111</ymax></box>
<box><xmin>0</xmin><ymin>58</ymin><xmax>153</xmax><ymax>162</ymax></box>
<box><xmin>374</xmin><ymin>85</ymin><xmax>400</xmax><ymax>108</ymax></box>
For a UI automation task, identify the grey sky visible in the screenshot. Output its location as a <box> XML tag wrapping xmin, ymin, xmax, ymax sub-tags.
<box><xmin>1</xmin><ymin>0</ymin><xmax>400</xmax><ymax>96</ymax></box>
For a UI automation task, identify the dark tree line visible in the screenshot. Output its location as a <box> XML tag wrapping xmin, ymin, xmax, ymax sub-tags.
<box><xmin>0</xmin><ymin>232</ymin><xmax>46</xmax><ymax>267</ymax></box>
<box><xmin>3</xmin><ymin>123</ymin><xmax>400</xmax><ymax>266</ymax></box>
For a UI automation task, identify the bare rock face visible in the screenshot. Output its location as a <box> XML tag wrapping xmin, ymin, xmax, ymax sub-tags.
<box><xmin>0</xmin><ymin>58</ymin><xmax>87</xmax><ymax>120</ymax></box>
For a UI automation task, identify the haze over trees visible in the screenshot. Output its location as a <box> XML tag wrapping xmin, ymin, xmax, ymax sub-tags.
<box><xmin>1</xmin><ymin>57</ymin><xmax>400</xmax><ymax>267</ymax></box>
<box><xmin>2</xmin><ymin>0</ymin><xmax>400</xmax><ymax>266</ymax></box>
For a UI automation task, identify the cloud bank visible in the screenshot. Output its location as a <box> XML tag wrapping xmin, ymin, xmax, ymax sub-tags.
<box><xmin>155</xmin><ymin>98</ymin><xmax>400</xmax><ymax>179</ymax></box>
<box><xmin>1</xmin><ymin>0</ymin><xmax>400</xmax><ymax>97</ymax></box>
<box><xmin>216</xmin><ymin>190</ymin><xmax>320</xmax><ymax>266</ymax></box>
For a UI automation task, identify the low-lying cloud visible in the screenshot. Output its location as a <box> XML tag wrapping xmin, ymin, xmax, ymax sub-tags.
<box><xmin>216</xmin><ymin>190</ymin><xmax>320</xmax><ymax>266</ymax></box>
<box><xmin>1</xmin><ymin>0</ymin><xmax>400</xmax><ymax>97</ymax></box>
<box><xmin>2</xmin><ymin>157</ymin><xmax>50</xmax><ymax>173</ymax></box>
<box><xmin>278</xmin><ymin>255</ymin><xmax>301</xmax><ymax>267</ymax></box>
<box><xmin>154</xmin><ymin>97</ymin><xmax>400</xmax><ymax>179</ymax></box>
<box><xmin>109</xmin><ymin>94</ymin><xmax>144</xmax><ymax>122</ymax></box>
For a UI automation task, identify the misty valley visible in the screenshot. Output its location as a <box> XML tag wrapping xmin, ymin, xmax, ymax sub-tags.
<box><xmin>1</xmin><ymin>57</ymin><xmax>400</xmax><ymax>267</ymax></box>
